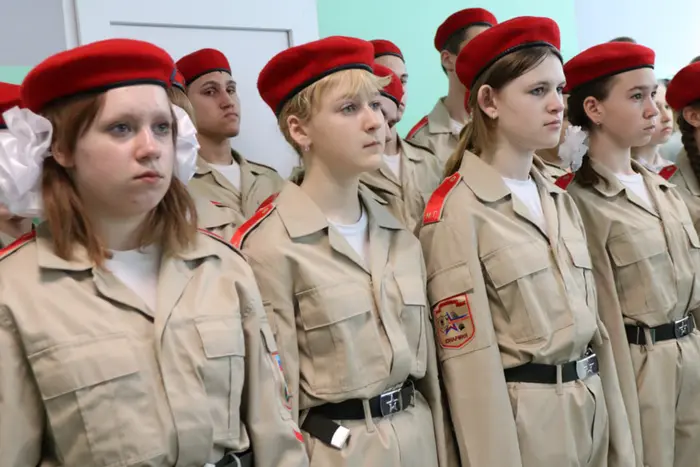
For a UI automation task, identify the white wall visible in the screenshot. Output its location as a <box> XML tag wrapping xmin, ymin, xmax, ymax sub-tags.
<box><xmin>575</xmin><ymin>0</ymin><xmax>700</xmax><ymax>79</ymax></box>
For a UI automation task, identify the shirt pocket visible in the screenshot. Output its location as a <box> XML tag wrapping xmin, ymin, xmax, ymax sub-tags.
<box><xmin>195</xmin><ymin>315</ymin><xmax>246</xmax><ymax>441</ymax></box>
<box><xmin>296</xmin><ymin>283</ymin><xmax>388</xmax><ymax>394</ymax></box>
<box><xmin>563</xmin><ymin>237</ymin><xmax>597</xmax><ymax>308</ymax></box>
<box><xmin>482</xmin><ymin>241</ymin><xmax>571</xmax><ymax>343</ymax></box>
<box><xmin>29</xmin><ymin>334</ymin><xmax>161</xmax><ymax>466</ymax></box>
<box><xmin>608</xmin><ymin>228</ymin><xmax>676</xmax><ymax>318</ymax></box>
<box><xmin>395</xmin><ymin>273</ymin><xmax>428</xmax><ymax>364</ymax></box>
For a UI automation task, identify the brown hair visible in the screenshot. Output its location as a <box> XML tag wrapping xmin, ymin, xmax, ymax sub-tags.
<box><xmin>167</xmin><ymin>86</ymin><xmax>197</xmax><ymax>126</ymax></box>
<box><xmin>609</xmin><ymin>36</ymin><xmax>637</xmax><ymax>44</ymax></box>
<box><xmin>41</xmin><ymin>90</ymin><xmax>197</xmax><ymax>266</ymax></box>
<box><xmin>444</xmin><ymin>45</ymin><xmax>561</xmax><ymax>177</ymax></box>
<box><xmin>566</xmin><ymin>75</ymin><xmax>617</xmax><ymax>186</ymax></box>
<box><xmin>278</xmin><ymin>68</ymin><xmax>389</xmax><ymax>158</ymax></box>
<box><xmin>679</xmin><ymin>100</ymin><xmax>700</xmax><ymax>182</ymax></box>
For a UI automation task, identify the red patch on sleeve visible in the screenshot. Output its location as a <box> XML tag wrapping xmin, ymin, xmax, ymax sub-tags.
<box><xmin>433</xmin><ymin>293</ymin><xmax>475</xmax><ymax>349</ymax></box>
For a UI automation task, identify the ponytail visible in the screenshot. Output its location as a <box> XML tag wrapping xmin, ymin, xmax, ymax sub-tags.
<box><xmin>444</xmin><ymin>121</ymin><xmax>475</xmax><ymax>177</ymax></box>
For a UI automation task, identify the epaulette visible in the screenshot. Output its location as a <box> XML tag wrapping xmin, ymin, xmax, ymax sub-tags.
<box><xmin>406</xmin><ymin>115</ymin><xmax>429</xmax><ymax>140</ymax></box>
<box><xmin>0</xmin><ymin>230</ymin><xmax>37</xmax><ymax>260</ymax></box>
<box><xmin>258</xmin><ymin>193</ymin><xmax>279</xmax><ymax>210</ymax></box>
<box><xmin>197</xmin><ymin>228</ymin><xmax>247</xmax><ymax>259</ymax></box>
<box><xmin>231</xmin><ymin>201</ymin><xmax>277</xmax><ymax>249</ymax></box>
<box><xmin>659</xmin><ymin>164</ymin><xmax>678</xmax><ymax>181</ymax></box>
<box><xmin>555</xmin><ymin>172</ymin><xmax>575</xmax><ymax>190</ymax></box>
<box><xmin>423</xmin><ymin>173</ymin><xmax>461</xmax><ymax>225</ymax></box>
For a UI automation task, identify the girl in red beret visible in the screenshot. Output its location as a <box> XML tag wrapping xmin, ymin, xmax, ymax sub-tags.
<box><xmin>631</xmin><ymin>80</ymin><xmax>675</xmax><ymax>174</ymax></box>
<box><xmin>0</xmin><ymin>38</ymin><xmax>308</xmax><ymax>467</ymax></box>
<box><xmin>237</xmin><ymin>36</ymin><xmax>458</xmax><ymax>467</ymax></box>
<box><xmin>565</xmin><ymin>43</ymin><xmax>700</xmax><ymax>467</ymax></box>
<box><xmin>666</xmin><ymin>62</ymin><xmax>700</xmax><ymax>236</ymax></box>
<box><xmin>420</xmin><ymin>16</ymin><xmax>634</xmax><ymax>467</ymax></box>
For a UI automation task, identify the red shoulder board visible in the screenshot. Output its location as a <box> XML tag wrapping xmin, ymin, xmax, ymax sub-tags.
<box><xmin>406</xmin><ymin>115</ymin><xmax>429</xmax><ymax>140</ymax></box>
<box><xmin>210</xmin><ymin>200</ymin><xmax>225</xmax><ymax>207</ymax></box>
<box><xmin>231</xmin><ymin>202</ymin><xmax>276</xmax><ymax>249</ymax></box>
<box><xmin>555</xmin><ymin>172</ymin><xmax>575</xmax><ymax>190</ymax></box>
<box><xmin>423</xmin><ymin>173</ymin><xmax>462</xmax><ymax>225</ymax></box>
<box><xmin>258</xmin><ymin>193</ymin><xmax>279</xmax><ymax>210</ymax></box>
<box><xmin>659</xmin><ymin>164</ymin><xmax>678</xmax><ymax>181</ymax></box>
<box><xmin>0</xmin><ymin>230</ymin><xmax>37</xmax><ymax>258</ymax></box>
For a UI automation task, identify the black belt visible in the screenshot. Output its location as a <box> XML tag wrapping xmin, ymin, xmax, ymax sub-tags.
<box><xmin>626</xmin><ymin>316</ymin><xmax>695</xmax><ymax>345</ymax></box>
<box><xmin>504</xmin><ymin>352</ymin><xmax>599</xmax><ymax>384</ymax></box>
<box><xmin>215</xmin><ymin>449</ymin><xmax>253</xmax><ymax>467</ymax></box>
<box><xmin>301</xmin><ymin>380</ymin><xmax>415</xmax><ymax>449</ymax></box>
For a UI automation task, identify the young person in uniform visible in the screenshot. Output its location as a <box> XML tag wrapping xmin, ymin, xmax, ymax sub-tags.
<box><xmin>361</xmin><ymin>63</ymin><xmax>442</xmax><ymax>232</ymax></box>
<box><xmin>631</xmin><ymin>79</ymin><xmax>675</xmax><ymax>173</ymax></box>
<box><xmin>407</xmin><ymin>8</ymin><xmax>497</xmax><ymax>165</ymax></box>
<box><xmin>236</xmin><ymin>36</ymin><xmax>457</xmax><ymax>467</ymax></box>
<box><xmin>177</xmin><ymin>48</ymin><xmax>283</xmax><ymax>218</ymax></box>
<box><xmin>535</xmin><ymin>93</ymin><xmax>571</xmax><ymax>181</ymax></box>
<box><xmin>420</xmin><ymin>17</ymin><xmax>634</xmax><ymax>467</ymax></box>
<box><xmin>169</xmin><ymin>69</ymin><xmax>244</xmax><ymax>239</ymax></box>
<box><xmin>0</xmin><ymin>39</ymin><xmax>308</xmax><ymax>467</ymax></box>
<box><xmin>0</xmin><ymin>82</ymin><xmax>33</xmax><ymax>247</ymax></box>
<box><xmin>371</xmin><ymin>39</ymin><xmax>408</xmax><ymax>115</ymax></box>
<box><xmin>564</xmin><ymin>42</ymin><xmax>700</xmax><ymax>467</ymax></box>
<box><xmin>664</xmin><ymin>62</ymin><xmax>700</xmax><ymax>234</ymax></box>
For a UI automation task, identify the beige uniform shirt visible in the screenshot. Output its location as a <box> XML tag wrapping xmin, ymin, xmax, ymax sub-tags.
<box><xmin>0</xmin><ymin>231</ymin><xmax>14</xmax><ymax>249</ymax></box>
<box><xmin>188</xmin><ymin>150</ymin><xmax>284</xmax><ymax>219</ymax></box>
<box><xmin>670</xmin><ymin>150</ymin><xmax>700</xmax><ymax>235</ymax></box>
<box><xmin>0</xmin><ymin>225</ymin><xmax>308</xmax><ymax>467</ymax></box>
<box><xmin>193</xmin><ymin>195</ymin><xmax>245</xmax><ymax>241</ymax></box>
<box><xmin>238</xmin><ymin>182</ymin><xmax>457</xmax><ymax>467</ymax></box>
<box><xmin>568</xmin><ymin>159</ymin><xmax>700</xmax><ymax>466</ymax></box>
<box><xmin>361</xmin><ymin>138</ymin><xmax>443</xmax><ymax>232</ymax></box>
<box><xmin>406</xmin><ymin>98</ymin><xmax>460</xmax><ymax>166</ymax></box>
<box><xmin>419</xmin><ymin>152</ymin><xmax>634</xmax><ymax>467</ymax></box>
<box><xmin>534</xmin><ymin>153</ymin><xmax>569</xmax><ymax>182</ymax></box>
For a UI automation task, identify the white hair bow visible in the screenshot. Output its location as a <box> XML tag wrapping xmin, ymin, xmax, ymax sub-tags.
<box><xmin>0</xmin><ymin>104</ymin><xmax>199</xmax><ymax>218</ymax></box>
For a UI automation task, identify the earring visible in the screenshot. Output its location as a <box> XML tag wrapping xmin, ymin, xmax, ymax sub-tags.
<box><xmin>303</xmin><ymin>144</ymin><xmax>310</xmax><ymax>152</ymax></box>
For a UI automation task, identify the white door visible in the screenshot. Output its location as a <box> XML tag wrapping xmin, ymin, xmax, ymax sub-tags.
<box><xmin>69</xmin><ymin>0</ymin><xmax>319</xmax><ymax>178</ymax></box>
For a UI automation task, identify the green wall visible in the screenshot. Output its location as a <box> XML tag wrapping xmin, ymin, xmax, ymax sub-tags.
<box><xmin>317</xmin><ymin>1</ymin><xmax>578</xmax><ymax>135</ymax></box>
<box><xmin>0</xmin><ymin>66</ymin><xmax>30</xmax><ymax>85</ymax></box>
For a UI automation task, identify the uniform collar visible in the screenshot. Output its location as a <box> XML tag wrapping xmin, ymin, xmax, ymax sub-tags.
<box><xmin>35</xmin><ymin>222</ymin><xmax>226</xmax><ymax>272</ymax></box>
<box><xmin>275</xmin><ymin>182</ymin><xmax>403</xmax><ymax>239</ymax></box>
<box><xmin>677</xmin><ymin>149</ymin><xmax>700</xmax><ymax>196</ymax></box>
<box><xmin>398</xmin><ymin>137</ymin><xmax>427</xmax><ymax>162</ymax></box>
<box><xmin>193</xmin><ymin>196</ymin><xmax>242</xmax><ymax>230</ymax></box>
<box><xmin>427</xmin><ymin>98</ymin><xmax>453</xmax><ymax>135</ymax></box>
<box><xmin>588</xmin><ymin>156</ymin><xmax>672</xmax><ymax>198</ymax></box>
<box><xmin>195</xmin><ymin>149</ymin><xmax>251</xmax><ymax>175</ymax></box>
<box><xmin>458</xmin><ymin>151</ymin><xmax>564</xmax><ymax>203</ymax></box>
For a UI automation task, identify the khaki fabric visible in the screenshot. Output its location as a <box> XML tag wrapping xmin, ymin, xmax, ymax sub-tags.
<box><xmin>568</xmin><ymin>158</ymin><xmax>700</xmax><ymax>467</ymax></box>
<box><xmin>670</xmin><ymin>150</ymin><xmax>700</xmax><ymax>235</ymax></box>
<box><xmin>188</xmin><ymin>150</ymin><xmax>284</xmax><ymax>219</ymax></box>
<box><xmin>419</xmin><ymin>152</ymin><xmax>634</xmax><ymax>467</ymax></box>
<box><xmin>0</xmin><ymin>224</ymin><xmax>308</xmax><ymax>467</ymax></box>
<box><xmin>361</xmin><ymin>138</ymin><xmax>443</xmax><ymax>233</ymax></box>
<box><xmin>240</xmin><ymin>182</ymin><xmax>458</xmax><ymax>467</ymax></box>
<box><xmin>406</xmin><ymin>98</ymin><xmax>460</xmax><ymax>166</ymax></box>
<box><xmin>534</xmin><ymin>153</ymin><xmax>569</xmax><ymax>182</ymax></box>
<box><xmin>0</xmin><ymin>231</ymin><xmax>14</xmax><ymax>249</ymax></box>
<box><xmin>193</xmin><ymin>194</ymin><xmax>245</xmax><ymax>241</ymax></box>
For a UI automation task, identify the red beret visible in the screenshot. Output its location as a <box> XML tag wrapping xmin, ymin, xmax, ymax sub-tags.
<box><xmin>371</xmin><ymin>39</ymin><xmax>404</xmax><ymax>61</ymax></box>
<box><xmin>564</xmin><ymin>42</ymin><xmax>655</xmax><ymax>93</ymax></box>
<box><xmin>176</xmin><ymin>48</ymin><xmax>231</xmax><ymax>85</ymax></box>
<box><xmin>666</xmin><ymin>62</ymin><xmax>700</xmax><ymax>110</ymax></box>
<box><xmin>258</xmin><ymin>36</ymin><xmax>374</xmax><ymax>116</ymax></box>
<box><xmin>0</xmin><ymin>82</ymin><xmax>21</xmax><ymax>128</ymax></box>
<box><xmin>373</xmin><ymin>63</ymin><xmax>404</xmax><ymax>107</ymax></box>
<box><xmin>434</xmin><ymin>8</ymin><xmax>497</xmax><ymax>52</ymax></box>
<box><xmin>21</xmin><ymin>38</ymin><xmax>174</xmax><ymax>113</ymax></box>
<box><xmin>172</xmin><ymin>70</ymin><xmax>186</xmax><ymax>91</ymax></box>
<box><xmin>456</xmin><ymin>16</ymin><xmax>561</xmax><ymax>91</ymax></box>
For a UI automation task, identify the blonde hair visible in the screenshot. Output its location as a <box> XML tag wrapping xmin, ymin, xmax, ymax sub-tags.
<box><xmin>278</xmin><ymin>68</ymin><xmax>390</xmax><ymax>156</ymax></box>
<box><xmin>444</xmin><ymin>46</ymin><xmax>561</xmax><ymax>177</ymax></box>
<box><xmin>167</xmin><ymin>86</ymin><xmax>197</xmax><ymax>126</ymax></box>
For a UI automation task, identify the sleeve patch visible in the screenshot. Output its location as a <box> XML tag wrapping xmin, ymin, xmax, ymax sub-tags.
<box><xmin>433</xmin><ymin>293</ymin><xmax>475</xmax><ymax>349</ymax></box>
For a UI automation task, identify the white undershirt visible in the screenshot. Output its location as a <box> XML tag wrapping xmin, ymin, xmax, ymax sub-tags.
<box><xmin>105</xmin><ymin>245</ymin><xmax>161</xmax><ymax>311</ymax></box>
<box><xmin>503</xmin><ymin>177</ymin><xmax>546</xmax><ymax>231</ymax></box>
<box><xmin>210</xmin><ymin>161</ymin><xmax>242</xmax><ymax>191</ymax></box>
<box><xmin>616</xmin><ymin>172</ymin><xmax>654</xmax><ymax>210</ymax></box>
<box><xmin>329</xmin><ymin>208</ymin><xmax>369</xmax><ymax>265</ymax></box>
<box><xmin>382</xmin><ymin>153</ymin><xmax>402</xmax><ymax>178</ymax></box>
<box><xmin>450</xmin><ymin>118</ymin><xmax>464</xmax><ymax>136</ymax></box>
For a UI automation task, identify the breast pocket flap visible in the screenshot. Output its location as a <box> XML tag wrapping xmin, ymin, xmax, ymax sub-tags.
<box><xmin>196</xmin><ymin>316</ymin><xmax>246</xmax><ymax>359</ymax></box>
